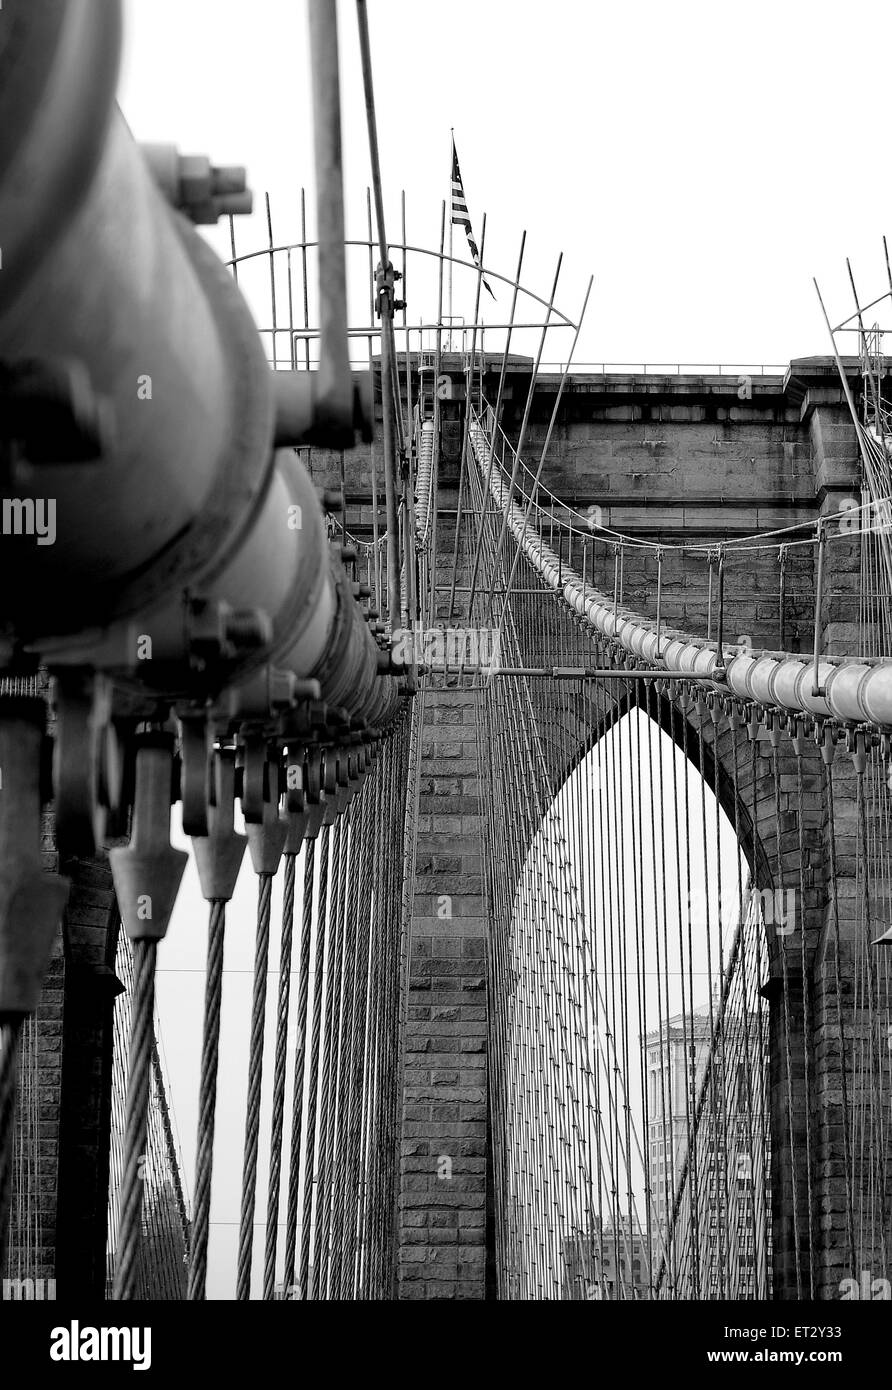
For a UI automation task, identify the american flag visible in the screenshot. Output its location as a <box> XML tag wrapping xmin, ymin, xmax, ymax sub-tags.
<box><xmin>451</xmin><ymin>138</ymin><xmax>495</xmax><ymax>300</ymax></box>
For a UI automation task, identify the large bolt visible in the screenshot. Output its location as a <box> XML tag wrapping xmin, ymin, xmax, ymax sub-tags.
<box><xmin>140</xmin><ymin>144</ymin><xmax>253</xmax><ymax>225</ymax></box>
<box><xmin>221</xmin><ymin>605</ymin><xmax>272</xmax><ymax>654</ymax></box>
<box><xmin>268</xmin><ymin>668</ymin><xmax>321</xmax><ymax>712</ymax></box>
<box><xmin>188</xmin><ymin>599</ymin><xmax>271</xmax><ymax>665</ymax></box>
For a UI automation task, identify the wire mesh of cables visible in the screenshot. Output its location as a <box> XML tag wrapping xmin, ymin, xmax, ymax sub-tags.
<box><xmin>2</xmin><ymin>672</ymin><xmax>65</xmax><ymax>1301</ymax></box>
<box><xmin>454</xmin><ymin>401</ymin><xmax>892</xmax><ymax>1299</ymax></box>
<box><xmin>104</xmin><ymin>710</ymin><xmax>417</xmax><ymax>1302</ymax></box>
<box><xmin>461</xmin><ymin>452</ymin><xmax>769</xmax><ymax>1298</ymax></box>
<box><xmin>848</xmin><ymin>334</ymin><xmax>892</xmax><ymax>1286</ymax></box>
<box><xmin>1</xmin><ymin>1016</ymin><xmax>51</xmax><ymax>1297</ymax></box>
<box><xmin>107</xmin><ymin>932</ymin><xmax>191</xmax><ymax>1299</ymax></box>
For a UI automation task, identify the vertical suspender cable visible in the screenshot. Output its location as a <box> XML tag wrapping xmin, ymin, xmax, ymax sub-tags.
<box><xmin>236</xmin><ymin>872</ymin><xmax>274</xmax><ymax>1300</ymax></box>
<box><xmin>188</xmin><ymin>749</ymin><xmax>245</xmax><ymax>1300</ymax></box>
<box><xmin>284</xmin><ymin>834</ymin><xmax>316</xmax><ymax>1294</ymax></box>
<box><xmin>301</xmin><ymin>822</ymin><xmax>331</xmax><ymax>1298</ymax></box>
<box><xmin>356</xmin><ymin>0</ymin><xmax>401</xmax><ymax>629</ymax></box>
<box><xmin>262</xmin><ymin>849</ymin><xmax>297</xmax><ymax>1300</ymax></box>
<box><xmin>113</xmin><ymin>939</ymin><xmax>157</xmax><ymax>1300</ymax></box>
<box><xmin>314</xmin><ymin>812</ymin><xmax>347</xmax><ymax>1294</ymax></box>
<box><xmin>187</xmin><ymin>901</ymin><xmax>226</xmax><ymax>1300</ymax></box>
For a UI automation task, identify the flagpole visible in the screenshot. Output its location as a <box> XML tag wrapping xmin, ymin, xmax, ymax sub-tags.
<box><xmin>447</xmin><ymin>127</ymin><xmax>453</xmax><ymax>352</ymax></box>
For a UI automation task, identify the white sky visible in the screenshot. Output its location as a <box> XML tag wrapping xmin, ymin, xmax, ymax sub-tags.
<box><xmin>119</xmin><ymin>0</ymin><xmax>892</xmax><ymax>370</ymax></box>
<box><xmin>113</xmin><ymin>0</ymin><xmax>890</xmax><ymax>1296</ymax></box>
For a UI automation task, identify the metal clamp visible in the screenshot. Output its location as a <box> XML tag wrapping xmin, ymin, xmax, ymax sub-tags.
<box><xmin>191</xmin><ymin>749</ymin><xmax>246</xmax><ymax>903</ymax></box>
<box><xmin>109</xmin><ymin>736</ymin><xmax>188</xmax><ymax>942</ymax></box>
<box><xmin>245</xmin><ymin>759</ymin><xmax>288</xmax><ymax>877</ymax></box>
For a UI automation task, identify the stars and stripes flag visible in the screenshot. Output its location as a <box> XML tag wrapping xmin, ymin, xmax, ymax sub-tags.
<box><xmin>451</xmin><ymin>138</ymin><xmax>495</xmax><ymax>300</ymax></box>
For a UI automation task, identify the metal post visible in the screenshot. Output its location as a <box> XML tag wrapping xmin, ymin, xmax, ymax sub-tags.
<box><xmin>714</xmin><ymin>546</ymin><xmax>726</xmax><ymax>679</ymax></box>
<box><xmin>307</xmin><ymin>0</ymin><xmax>352</xmax><ymax>441</ymax></box>
<box><xmin>812</xmin><ymin>521</ymin><xmax>826</xmax><ymax>698</ymax></box>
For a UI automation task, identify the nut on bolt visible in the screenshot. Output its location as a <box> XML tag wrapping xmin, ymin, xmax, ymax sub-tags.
<box><xmin>140</xmin><ymin>143</ymin><xmax>253</xmax><ymax>225</ymax></box>
<box><xmin>189</xmin><ymin>598</ymin><xmax>272</xmax><ymax>663</ymax></box>
<box><xmin>222</xmin><ymin>606</ymin><xmax>273</xmax><ymax>654</ymax></box>
<box><xmin>268</xmin><ymin>669</ymin><xmax>322</xmax><ymax>711</ymax></box>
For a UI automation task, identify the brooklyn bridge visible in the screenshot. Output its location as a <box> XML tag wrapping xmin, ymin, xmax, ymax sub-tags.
<box><xmin>1</xmin><ymin>0</ymin><xmax>891</xmax><ymax>1317</ymax></box>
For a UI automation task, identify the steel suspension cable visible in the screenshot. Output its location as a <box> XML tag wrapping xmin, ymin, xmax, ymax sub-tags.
<box><xmin>236</xmin><ymin>871</ymin><xmax>274</xmax><ymax>1300</ymax></box>
<box><xmin>112</xmin><ymin>939</ymin><xmax>158</xmax><ymax>1300</ymax></box>
<box><xmin>187</xmin><ymin>900</ymin><xmax>226</xmax><ymax>1301</ymax></box>
<box><xmin>262</xmin><ymin>848</ymin><xmax>297</xmax><ymax>1300</ymax></box>
<box><xmin>283</xmin><ymin>834</ymin><xmax>316</xmax><ymax>1294</ymax></box>
<box><xmin>300</xmin><ymin>821</ymin><xmax>331</xmax><ymax>1298</ymax></box>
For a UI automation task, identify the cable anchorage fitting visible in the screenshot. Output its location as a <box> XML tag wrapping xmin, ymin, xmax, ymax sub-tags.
<box><xmin>845</xmin><ymin>724</ymin><xmax>869</xmax><ymax>776</ymax></box>
<box><xmin>191</xmin><ymin>749</ymin><xmax>246</xmax><ymax>903</ymax></box>
<box><xmin>245</xmin><ymin>755</ymin><xmax>288</xmax><ymax>878</ymax></box>
<box><xmin>109</xmin><ymin>735</ymin><xmax>188</xmax><ymax>943</ymax></box>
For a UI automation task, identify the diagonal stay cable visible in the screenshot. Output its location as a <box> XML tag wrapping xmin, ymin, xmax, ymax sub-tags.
<box><xmin>484</xmin><ymin>254</ymin><xmax>564</xmax><ymax>626</ymax></box>
<box><xmin>487</xmin><ymin>275</ymin><xmax>593</xmax><ymax>646</ymax></box>
<box><xmin>356</xmin><ymin>0</ymin><xmax>401</xmax><ymax>629</ymax></box>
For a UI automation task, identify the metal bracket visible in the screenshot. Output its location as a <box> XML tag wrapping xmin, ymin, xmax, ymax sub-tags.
<box><xmin>108</xmin><ymin>736</ymin><xmax>188</xmax><ymax>942</ymax></box>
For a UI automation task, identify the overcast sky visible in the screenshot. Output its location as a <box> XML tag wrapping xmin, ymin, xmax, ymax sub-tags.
<box><xmin>120</xmin><ymin>0</ymin><xmax>892</xmax><ymax>371</ymax></box>
<box><xmin>114</xmin><ymin>0</ymin><xmax>890</xmax><ymax>1297</ymax></box>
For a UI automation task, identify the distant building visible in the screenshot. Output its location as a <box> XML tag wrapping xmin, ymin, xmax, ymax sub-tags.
<box><xmin>562</xmin><ymin>1220</ymin><xmax>651</xmax><ymax>1300</ymax></box>
<box><xmin>105</xmin><ymin>1178</ymin><xmax>189</xmax><ymax>1300</ymax></box>
<box><xmin>645</xmin><ymin>1009</ymin><xmax>712</xmax><ymax>1229</ymax></box>
<box><xmin>645</xmin><ymin>1004</ymin><xmax>766</xmax><ymax>1298</ymax></box>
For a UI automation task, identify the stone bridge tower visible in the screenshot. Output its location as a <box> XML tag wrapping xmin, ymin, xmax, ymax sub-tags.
<box><xmin>396</xmin><ymin>358</ymin><xmax>871</xmax><ymax>1300</ymax></box>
